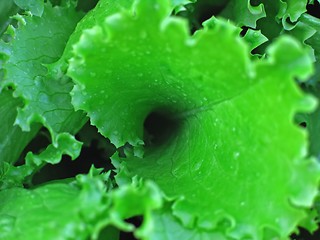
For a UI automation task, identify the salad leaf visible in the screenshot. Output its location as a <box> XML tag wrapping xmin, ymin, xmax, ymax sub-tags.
<box><xmin>0</xmin><ymin>0</ymin><xmax>320</xmax><ymax>239</ymax></box>
<box><xmin>0</xmin><ymin>168</ymin><xmax>163</xmax><ymax>240</ymax></box>
<box><xmin>218</xmin><ymin>0</ymin><xmax>266</xmax><ymax>28</ymax></box>
<box><xmin>0</xmin><ymin>3</ymin><xmax>86</xmax><ymax>174</ymax></box>
<box><xmin>68</xmin><ymin>0</ymin><xmax>320</xmax><ymax>238</ymax></box>
<box><xmin>0</xmin><ymin>169</ymin><xmax>110</xmax><ymax>240</ymax></box>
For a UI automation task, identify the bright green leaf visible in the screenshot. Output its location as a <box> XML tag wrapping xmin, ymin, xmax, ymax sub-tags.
<box><xmin>0</xmin><ymin>172</ymin><xmax>109</xmax><ymax>240</ymax></box>
<box><xmin>68</xmin><ymin>0</ymin><xmax>320</xmax><ymax>238</ymax></box>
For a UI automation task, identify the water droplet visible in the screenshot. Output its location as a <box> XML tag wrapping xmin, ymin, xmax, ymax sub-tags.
<box><xmin>233</xmin><ymin>152</ymin><xmax>240</xmax><ymax>158</ymax></box>
<box><xmin>194</xmin><ymin>160</ymin><xmax>203</xmax><ymax>171</ymax></box>
<box><xmin>140</xmin><ymin>31</ymin><xmax>147</xmax><ymax>39</ymax></box>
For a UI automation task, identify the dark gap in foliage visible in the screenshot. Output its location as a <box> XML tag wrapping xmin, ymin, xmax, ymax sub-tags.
<box><xmin>177</xmin><ymin>0</ymin><xmax>229</xmax><ymax>33</ymax></box>
<box><xmin>300</xmin><ymin>122</ymin><xmax>307</xmax><ymax>128</ymax></box>
<box><xmin>0</xmin><ymin>2</ymin><xmax>19</xmax><ymax>37</ymax></box>
<box><xmin>118</xmin><ymin>143</ymin><xmax>133</xmax><ymax>158</ymax></box>
<box><xmin>32</xmin><ymin>123</ymin><xmax>116</xmax><ymax>185</ymax></box>
<box><xmin>240</xmin><ymin>26</ymin><xmax>258</xmax><ymax>37</ymax></box>
<box><xmin>240</xmin><ymin>26</ymin><xmax>249</xmax><ymax>37</ymax></box>
<box><xmin>250</xmin><ymin>0</ymin><xmax>260</xmax><ymax>7</ymax></box>
<box><xmin>48</xmin><ymin>0</ymin><xmax>98</xmax><ymax>12</ymax></box>
<box><xmin>1</xmin><ymin>16</ymin><xmax>19</xmax><ymax>43</ymax></box>
<box><xmin>290</xmin><ymin>227</ymin><xmax>320</xmax><ymax>240</ymax></box>
<box><xmin>307</xmin><ymin>1</ymin><xmax>320</xmax><ymax>19</ymax></box>
<box><xmin>48</xmin><ymin>0</ymin><xmax>62</xmax><ymax>6</ymax></box>
<box><xmin>193</xmin><ymin>0</ymin><xmax>228</xmax><ymax>24</ymax></box>
<box><xmin>14</xmin><ymin>127</ymin><xmax>50</xmax><ymax>167</ymax></box>
<box><xmin>285</xmin><ymin>16</ymin><xmax>297</xmax><ymax>26</ymax></box>
<box><xmin>119</xmin><ymin>216</ymin><xmax>143</xmax><ymax>240</ymax></box>
<box><xmin>144</xmin><ymin>110</ymin><xmax>182</xmax><ymax>147</ymax></box>
<box><xmin>32</xmin><ymin>140</ymin><xmax>114</xmax><ymax>185</ymax></box>
<box><xmin>76</xmin><ymin>0</ymin><xmax>99</xmax><ymax>12</ymax></box>
<box><xmin>251</xmin><ymin>40</ymin><xmax>269</xmax><ymax>55</ymax></box>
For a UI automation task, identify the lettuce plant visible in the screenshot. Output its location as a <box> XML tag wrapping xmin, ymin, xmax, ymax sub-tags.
<box><xmin>1</xmin><ymin>0</ymin><xmax>320</xmax><ymax>239</ymax></box>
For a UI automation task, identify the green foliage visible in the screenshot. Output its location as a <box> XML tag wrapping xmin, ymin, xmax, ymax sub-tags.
<box><xmin>1</xmin><ymin>0</ymin><xmax>320</xmax><ymax>239</ymax></box>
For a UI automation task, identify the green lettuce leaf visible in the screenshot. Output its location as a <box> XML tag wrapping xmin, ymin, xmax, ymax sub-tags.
<box><xmin>0</xmin><ymin>169</ymin><xmax>110</xmax><ymax>240</ymax></box>
<box><xmin>0</xmin><ymin>90</ymin><xmax>40</xmax><ymax>190</ymax></box>
<box><xmin>0</xmin><ymin>3</ymin><xmax>86</xmax><ymax>178</ymax></box>
<box><xmin>0</xmin><ymin>168</ymin><xmax>163</xmax><ymax>240</ymax></box>
<box><xmin>68</xmin><ymin>0</ymin><xmax>320</xmax><ymax>238</ymax></box>
<box><xmin>176</xmin><ymin>0</ymin><xmax>265</xmax><ymax>32</ymax></box>
<box><xmin>219</xmin><ymin>0</ymin><xmax>266</xmax><ymax>28</ymax></box>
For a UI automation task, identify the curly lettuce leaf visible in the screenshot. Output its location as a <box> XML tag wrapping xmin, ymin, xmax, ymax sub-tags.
<box><xmin>53</xmin><ymin>0</ymin><xmax>194</xmax><ymax>74</ymax></box>
<box><xmin>68</xmin><ymin>0</ymin><xmax>320</xmax><ymax>238</ymax></box>
<box><xmin>177</xmin><ymin>0</ymin><xmax>265</xmax><ymax>32</ymax></box>
<box><xmin>0</xmin><ymin>90</ymin><xmax>39</xmax><ymax>165</ymax></box>
<box><xmin>0</xmin><ymin>90</ymin><xmax>39</xmax><ymax>190</ymax></box>
<box><xmin>275</xmin><ymin>0</ymin><xmax>308</xmax><ymax>30</ymax></box>
<box><xmin>220</xmin><ymin>0</ymin><xmax>266</xmax><ymax>28</ymax></box>
<box><xmin>0</xmin><ymin>170</ymin><xmax>110</xmax><ymax>240</ymax></box>
<box><xmin>0</xmin><ymin>168</ymin><xmax>163</xmax><ymax>240</ymax></box>
<box><xmin>242</xmin><ymin>29</ymin><xmax>268</xmax><ymax>52</ymax></box>
<box><xmin>0</xmin><ymin>3</ymin><xmax>87</xmax><ymax>175</ymax></box>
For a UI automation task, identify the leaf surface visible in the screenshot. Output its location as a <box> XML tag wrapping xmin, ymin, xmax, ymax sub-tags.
<box><xmin>68</xmin><ymin>0</ymin><xmax>320</xmax><ymax>238</ymax></box>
